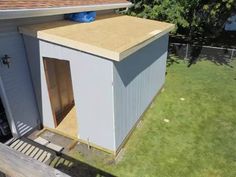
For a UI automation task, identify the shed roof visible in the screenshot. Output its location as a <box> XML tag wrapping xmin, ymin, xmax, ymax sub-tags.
<box><xmin>0</xmin><ymin>0</ymin><xmax>131</xmax><ymax>19</ymax></box>
<box><xmin>20</xmin><ymin>14</ymin><xmax>175</xmax><ymax>61</ymax></box>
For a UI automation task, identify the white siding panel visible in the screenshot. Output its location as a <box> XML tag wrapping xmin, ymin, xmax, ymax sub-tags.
<box><xmin>39</xmin><ymin>41</ymin><xmax>115</xmax><ymax>151</ymax></box>
<box><xmin>113</xmin><ymin>35</ymin><xmax>169</xmax><ymax>149</ymax></box>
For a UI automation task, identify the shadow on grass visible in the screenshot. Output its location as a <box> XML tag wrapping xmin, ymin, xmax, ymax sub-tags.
<box><xmin>187</xmin><ymin>45</ymin><xmax>234</xmax><ymax>68</ymax></box>
<box><xmin>48</xmin><ymin>153</ymin><xmax>115</xmax><ymax>177</ymax></box>
<box><xmin>167</xmin><ymin>55</ymin><xmax>180</xmax><ymax>67</ymax></box>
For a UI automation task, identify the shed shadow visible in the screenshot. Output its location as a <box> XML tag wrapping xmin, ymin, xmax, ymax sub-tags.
<box><xmin>114</xmin><ymin>35</ymin><xmax>168</xmax><ymax>86</ymax></box>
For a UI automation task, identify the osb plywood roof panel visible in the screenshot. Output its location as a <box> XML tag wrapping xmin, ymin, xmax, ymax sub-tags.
<box><xmin>0</xmin><ymin>0</ymin><xmax>129</xmax><ymax>10</ymax></box>
<box><xmin>20</xmin><ymin>14</ymin><xmax>175</xmax><ymax>61</ymax></box>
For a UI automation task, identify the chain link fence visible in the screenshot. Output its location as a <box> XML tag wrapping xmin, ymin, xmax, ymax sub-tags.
<box><xmin>169</xmin><ymin>42</ymin><xmax>236</xmax><ymax>67</ymax></box>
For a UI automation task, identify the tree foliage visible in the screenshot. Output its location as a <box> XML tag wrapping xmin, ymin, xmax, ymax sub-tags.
<box><xmin>127</xmin><ymin>0</ymin><xmax>236</xmax><ymax>40</ymax></box>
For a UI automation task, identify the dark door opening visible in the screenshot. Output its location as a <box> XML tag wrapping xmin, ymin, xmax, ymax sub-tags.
<box><xmin>0</xmin><ymin>97</ymin><xmax>12</xmax><ymax>143</ymax></box>
<box><xmin>43</xmin><ymin>58</ymin><xmax>75</xmax><ymax>127</ymax></box>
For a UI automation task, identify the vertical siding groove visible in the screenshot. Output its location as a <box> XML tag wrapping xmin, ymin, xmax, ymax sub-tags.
<box><xmin>113</xmin><ymin>35</ymin><xmax>169</xmax><ymax>149</ymax></box>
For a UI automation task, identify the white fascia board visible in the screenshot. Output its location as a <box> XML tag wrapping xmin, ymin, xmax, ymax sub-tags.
<box><xmin>0</xmin><ymin>2</ymin><xmax>132</xmax><ymax>20</ymax></box>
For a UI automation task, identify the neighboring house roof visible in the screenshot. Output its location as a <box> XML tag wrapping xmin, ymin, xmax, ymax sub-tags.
<box><xmin>0</xmin><ymin>0</ymin><xmax>132</xmax><ymax>19</ymax></box>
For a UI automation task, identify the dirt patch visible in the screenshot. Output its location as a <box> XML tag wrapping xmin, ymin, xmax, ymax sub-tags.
<box><xmin>71</xmin><ymin>143</ymin><xmax>115</xmax><ymax>165</ymax></box>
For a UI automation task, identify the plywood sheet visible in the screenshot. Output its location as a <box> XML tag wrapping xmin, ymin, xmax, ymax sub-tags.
<box><xmin>20</xmin><ymin>14</ymin><xmax>174</xmax><ymax>61</ymax></box>
<box><xmin>56</xmin><ymin>106</ymin><xmax>78</xmax><ymax>138</ymax></box>
<box><xmin>43</xmin><ymin>58</ymin><xmax>75</xmax><ymax>126</ymax></box>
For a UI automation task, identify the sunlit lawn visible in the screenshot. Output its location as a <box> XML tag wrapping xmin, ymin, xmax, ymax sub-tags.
<box><xmin>70</xmin><ymin>59</ymin><xmax>236</xmax><ymax>177</ymax></box>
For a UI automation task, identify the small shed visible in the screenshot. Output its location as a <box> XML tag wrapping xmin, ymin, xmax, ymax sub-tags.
<box><xmin>20</xmin><ymin>14</ymin><xmax>174</xmax><ymax>154</ymax></box>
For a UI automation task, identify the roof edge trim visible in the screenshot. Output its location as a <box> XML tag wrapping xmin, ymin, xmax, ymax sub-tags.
<box><xmin>0</xmin><ymin>2</ymin><xmax>132</xmax><ymax>20</ymax></box>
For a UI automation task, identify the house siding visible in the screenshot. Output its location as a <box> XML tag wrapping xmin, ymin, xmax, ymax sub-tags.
<box><xmin>0</xmin><ymin>30</ymin><xmax>39</xmax><ymax>136</ymax></box>
<box><xmin>113</xmin><ymin>34</ymin><xmax>169</xmax><ymax>149</ymax></box>
<box><xmin>23</xmin><ymin>36</ymin><xmax>43</xmax><ymax>125</ymax></box>
<box><xmin>0</xmin><ymin>15</ymin><xmax>63</xmax><ymax>136</ymax></box>
<box><xmin>0</xmin><ymin>15</ymin><xmax>63</xmax><ymax>35</ymax></box>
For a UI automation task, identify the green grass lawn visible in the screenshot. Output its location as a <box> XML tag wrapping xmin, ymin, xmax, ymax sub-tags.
<box><xmin>70</xmin><ymin>59</ymin><xmax>236</xmax><ymax>177</ymax></box>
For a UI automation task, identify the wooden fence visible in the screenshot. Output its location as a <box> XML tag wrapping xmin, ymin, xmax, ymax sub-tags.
<box><xmin>0</xmin><ymin>143</ymin><xmax>70</xmax><ymax>177</ymax></box>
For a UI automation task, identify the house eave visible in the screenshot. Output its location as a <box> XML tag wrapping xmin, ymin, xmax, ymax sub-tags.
<box><xmin>0</xmin><ymin>2</ymin><xmax>133</xmax><ymax>20</ymax></box>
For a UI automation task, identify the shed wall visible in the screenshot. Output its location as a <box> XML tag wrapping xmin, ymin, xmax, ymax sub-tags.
<box><xmin>38</xmin><ymin>41</ymin><xmax>116</xmax><ymax>151</ymax></box>
<box><xmin>0</xmin><ymin>16</ymin><xmax>62</xmax><ymax>136</ymax></box>
<box><xmin>113</xmin><ymin>34</ymin><xmax>169</xmax><ymax>149</ymax></box>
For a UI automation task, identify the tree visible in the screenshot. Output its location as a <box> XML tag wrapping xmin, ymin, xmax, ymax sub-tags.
<box><xmin>127</xmin><ymin>0</ymin><xmax>236</xmax><ymax>41</ymax></box>
<box><xmin>188</xmin><ymin>0</ymin><xmax>235</xmax><ymax>42</ymax></box>
<box><xmin>127</xmin><ymin>0</ymin><xmax>189</xmax><ymax>33</ymax></box>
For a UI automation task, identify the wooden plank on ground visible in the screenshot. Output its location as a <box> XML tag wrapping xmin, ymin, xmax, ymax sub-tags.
<box><xmin>0</xmin><ymin>143</ymin><xmax>71</xmax><ymax>177</ymax></box>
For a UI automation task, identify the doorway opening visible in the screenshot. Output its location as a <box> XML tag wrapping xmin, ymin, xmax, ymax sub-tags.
<box><xmin>0</xmin><ymin>97</ymin><xmax>12</xmax><ymax>143</ymax></box>
<box><xmin>43</xmin><ymin>58</ymin><xmax>77</xmax><ymax>137</ymax></box>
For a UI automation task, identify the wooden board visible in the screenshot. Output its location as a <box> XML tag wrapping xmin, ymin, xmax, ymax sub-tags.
<box><xmin>19</xmin><ymin>14</ymin><xmax>175</xmax><ymax>61</ymax></box>
<box><xmin>43</xmin><ymin>58</ymin><xmax>75</xmax><ymax>127</ymax></box>
<box><xmin>56</xmin><ymin>106</ymin><xmax>78</xmax><ymax>138</ymax></box>
<box><xmin>0</xmin><ymin>143</ymin><xmax>70</xmax><ymax>177</ymax></box>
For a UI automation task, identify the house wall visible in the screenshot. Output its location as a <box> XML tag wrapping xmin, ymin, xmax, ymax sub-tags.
<box><xmin>113</xmin><ymin>34</ymin><xmax>169</xmax><ymax>149</ymax></box>
<box><xmin>23</xmin><ymin>38</ymin><xmax>116</xmax><ymax>151</ymax></box>
<box><xmin>0</xmin><ymin>16</ymin><xmax>63</xmax><ymax>136</ymax></box>
<box><xmin>22</xmin><ymin>37</ymin><xmax>44</xmax><ymax>126</ymax></box>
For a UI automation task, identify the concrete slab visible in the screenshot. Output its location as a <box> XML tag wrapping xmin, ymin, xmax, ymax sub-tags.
<box><xmin>34</xmin><ymin>136</ymin><xmax>50</xmax><ymax>145</ymax></box>
<box><xmin>40</xmin><ymin>129</ymin><xmax>74</xmax><ymax>151</ymax></box>
<box><xmin>46</xmin><ymin>143</ymin><xmax>64</xmax><ymax>152</ymax></box>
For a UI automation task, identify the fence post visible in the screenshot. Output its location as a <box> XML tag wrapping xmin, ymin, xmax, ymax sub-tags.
<box><xmin>231</xmin><ymin>49</ymin><xmax>235</xmax><ymax>60</ymax></box>
<box><xmin>185</xmin><ymin>43</ymin><xmax>189</xmax><ymax>61</ymax></box>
